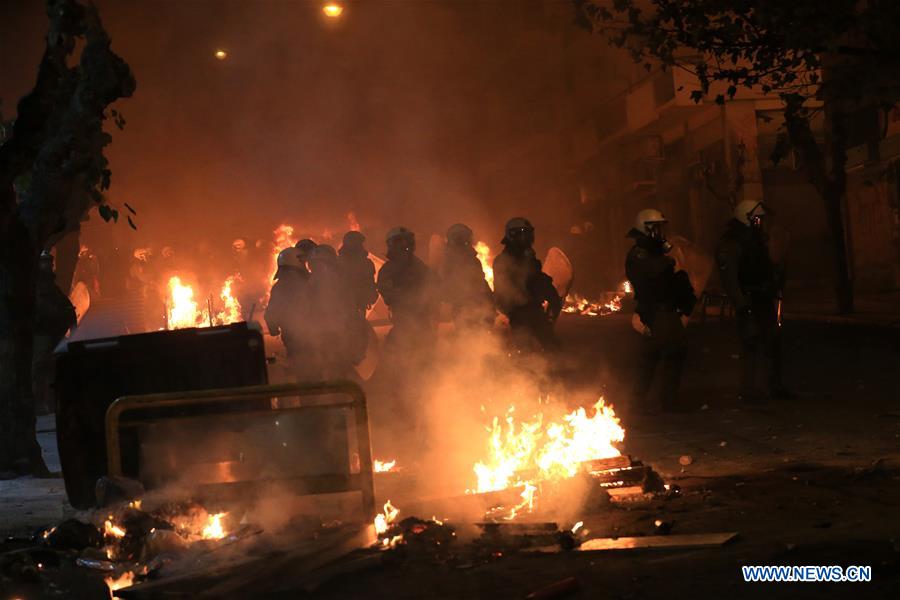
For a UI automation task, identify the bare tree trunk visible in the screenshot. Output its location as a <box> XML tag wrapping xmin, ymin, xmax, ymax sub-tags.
<box><xmin>0</xmin><ymin>216</ymin><xmax>46</xmax><ymax>477</ymax></box>
<box><xmin>783</xmin><ymin>100</ymin><xmax>855</xmax><ymax>314</ymax></box>
<box><xmin>823</xmin><ymin>109</ymin><xmax>855</xmax><ymax>314</ymax></box>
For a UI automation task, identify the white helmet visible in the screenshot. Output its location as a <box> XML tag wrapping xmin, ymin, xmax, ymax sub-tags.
<box><xmin>276</xmin><ymin>247</ymin><xmax>305</xmax><ymax>268</ymax></box>
<box><xmin>734</xmin><ymin>199</ymin><xmax>766</xmax><ymax>226</ymax></box>
<box><xmin>635</xmin><ymin>208</ymin><xmax>667</xmax><ymax>236</ymax></box>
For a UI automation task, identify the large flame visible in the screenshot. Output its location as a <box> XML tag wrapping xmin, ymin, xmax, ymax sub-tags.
<box><xmin>215</xmin><ymin>276</ymin><xmax>243</xmax><ymax>325</ymax></box>
<box><xmin>473</xmin><ymin>398</ymin><xmax>624</xmax><ymax>516</ymax></box>
<box><xmin>475</xmin><ymin>241</ymin><xmax>494</xmax><ymax>291</ymax></box>
<box><xmin>166</xmin><ymin>276</ymin><xmax>208</xmax><ymax>329</ymax></box>
<box><xmin>166</xmin><ymin>274</ymin><xmax>243</xmax><ymax>330</ymax></box>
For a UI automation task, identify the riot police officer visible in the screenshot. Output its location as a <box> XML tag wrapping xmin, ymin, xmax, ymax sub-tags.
<box><xmin>376</xmin><ymin>227</ymin><xmax>439</xmax><ymax>342</ymax></box>
<box><xmin>338</xmin><ymin>231</ymin><xmax>378</xmax><ymax>315</ymax></box>
<box><xmin>626</xmin><ymin>209</ymin><xmax>696</xmax><ymax>413</ymax></box>
<box><xmin>265</xmin><ymin>247</ymin><xmax>315</xmax><ymax>379</ymax></box>
<box><xmin>716</xmin><ymin>200</ymin><xmax>789</xmax><ymax>403</ymax></box>
<box><xmin>441</xmin><ymin>223</ymin><xmax>494</xmax><ymax>329</ymax></box>
<box><xmin>493</xmin><ymin>217</ymin><xmax>561</xmax><ymax>352</ymax></box>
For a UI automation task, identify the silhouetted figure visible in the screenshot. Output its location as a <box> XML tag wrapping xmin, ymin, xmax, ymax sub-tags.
<box><xmin>493</xmin><ymin>218</ymin><xmax>561</xmax><ymax>352</ymax></box>
<box><xmin>265</xmin><ymin>247</ymin><xmax>315</xmax><ymax>379</ymax></box>
<box><xmin>441</xmin><ymin>223</ymin><xmax>494</xmax><ymax>329</ymax></box>
<box><xmin>306</xmin><ymin>244</ymin><xmax>368</xmax><ymax>380</ymax></box>
<box><xmin>375</xmin><ymin>227</ymin><xmax>439</xmax><ymax>418</ymax></box>
<box><xmin>716</xmin><ymin>200</ymin><xmax>789</xmax><ymax>404</ymax></box>
<box><xmin>338</xmin><ymin>231</ymin><xmax>378</xmax><ymax>315</ymax></box>
<box><xmin>33</xmin><ymin>252</ymin><xmax>76</xmax><ymax>415</ymax></box>
<box><xmin>626</xmin><ymin>209</ymin><xmax>697</xmax><ymax>414</ymax></box>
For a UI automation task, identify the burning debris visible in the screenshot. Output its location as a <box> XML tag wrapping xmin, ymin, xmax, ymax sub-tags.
<box><xmin>373</xmin><ymin>459</ymin><xmax>398</xmax><ymax>473</ymax></box>
<box><xmin>562</xmin><ymin>280</ymin><xmax>633</xmax><ymax>317</ymax></box>
<box><xmin>164</xmin><ymin>275</ymin><xmax>244</xmax><ymax>330</ymax></box>
<box><xmin>471</xmin><ymin>398</ymin><xmax>625</xmax><ymax>519</ymax></box>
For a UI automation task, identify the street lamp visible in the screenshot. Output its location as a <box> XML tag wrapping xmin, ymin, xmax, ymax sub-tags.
<box><xmin>322</xmin><ymin>2</ymin><xmax>344</xmax><ymax>18</ymax></box>
<box><xmin>214</xmin><ymin>49</ymin><xmax>228</xmax><ymax>60</ymax></box>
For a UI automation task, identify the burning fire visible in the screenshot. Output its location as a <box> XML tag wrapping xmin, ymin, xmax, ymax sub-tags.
<box><xmin>105</xmin><ymin>571</ymin><xmax>135</xmax><ymax>593</ymax></box>
<box><xmin>473</xmin><ymin>398</ymin><xmax>624</xmax><ymax>517</ymax></box>
<box><xmin>374</xmin><ymin>500</ymin><xmax>399</xmax><ymax>536</ymax></box>
<box><xmin>201</xmin><ymin>512</ymin><xmax>227</xmax><ymax>540</ymax></box>
<box><xmin>104</xmin><ymin>517</ymin><xmax>126</xmax><ymax>539</ymax></box>
<box><xmin>166</xmin><ymin>276</ymin><xmax>207</xmax><ymax>329</ymax></box>
<box><xmin>215</xmin><ymin>276</ymin><xmax>242</xmax><ymax>324</ymax></box>
<box><xmin>166</xmin><ymin>275</ymin><xmax>243</xmax><ymax>329</ymax></box>
<box><xmin>563</xmin><ymin>281</ymin><xmax>632</xmax><ymax>317</ymax></box>
<box><xmin>475</xmin><ymin>241</ymin><xmax>494</xmax><ymax>290</ymax></box>
<box><xmin>374</xmin><ymin>459</ymin><xmax>397</xmax><ymax>473</ymax></box>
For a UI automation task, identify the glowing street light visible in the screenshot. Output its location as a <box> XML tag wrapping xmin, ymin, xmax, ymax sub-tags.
<box><xmin>322</xmin><ymin>3</ymin><xmax>344</xmax><ymax>18</ymax></box>
<box><xmin>214</xmin><ymin>49</ymin><xmax>228</xmax><ymax>60</ymax></box>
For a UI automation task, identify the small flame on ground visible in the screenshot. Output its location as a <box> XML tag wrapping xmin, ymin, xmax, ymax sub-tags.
<box><xmin>201</xmin><ymin>513</ymin><xmax>227</xmax><ymax>540</ymax></box>
<box><xmin>374</xmin><ymin>459</ymin><xmax>397</xmax><ymax>473</ymax></box>
<box><xmin>475</xmin><ymin>241</ymin><xmax>494</xmax><ymax>291</ymax></box>
<box><xmin>563</xmin><ymin>280</ymin><xmax>631</xmax><ymax>317</ymax></box>
<box><xmin>374</xmin><ymin>500</ymin><xmax>399</xmax><ymax>537</ymax></box>
<box><xmin>104</xmin><ymin>518</ymin><xmax>126</xmax><ymax>539</ymax></box>
<box><xmin>105</xmin><ymin>570</ymin><xmax>135</xmax><ymax>592</ymax></box>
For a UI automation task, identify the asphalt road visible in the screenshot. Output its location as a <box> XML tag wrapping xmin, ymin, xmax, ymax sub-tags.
<box><xmin>1</xmin><ymin>313</ymin><xmax>899</xmax><ymax>598</ymax></box>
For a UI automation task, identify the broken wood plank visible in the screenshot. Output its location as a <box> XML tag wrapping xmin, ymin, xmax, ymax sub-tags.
<box><xmin>523</xmin><ymin>532</ymin><xmax>738</xmax><ymax>555</ymax></box>
<box><xmin>577</xmin><ymin>532</ymin><xmax>738</xmax><ymax>552</ymax></box>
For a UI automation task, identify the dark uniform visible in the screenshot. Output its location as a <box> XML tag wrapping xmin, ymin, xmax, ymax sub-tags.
<box><xmin>716</xmin><ymin>218</ymin><xmax>786</xmax><ymax>402</ymax></box>
<box><xmin>625</xmin><ymin>229</ymin><xmax>696</xmax><ymax>412</ymax></box>
<box><xmin>375</xmin><ymin>229</ymin><xmax>439</xmax><ymax>433</ymax></box>
<box><xmin>377</xmin><ymin>250</ymin><xmax>438</xmax><ymax>343</ymax></box>
<box><xmin>441</xmin><ymin>240</ymin><xmax>494</xmax><ymax>329</ymax></box>
<box><xmin>338</xmin><ymin>232</ymin><xmax>378</xmax><ymax>315</ymax></box>
<box><xmin>265</xmin><ymin>262</ymin><xmax>314</xmax><ymax>378</ymax></box>
<box><xmin>307</xmin><ymin>245</ymin><xmax>368</xmax><ymax>380</ymax></box>
<box><xmin>493</xmin><ymin>246</ymin><xmax>561</xmax><ymax>352</ymax></box>
<box><xmin>33</xmin><ymin>255</ymin><xmax>77</xmax><ymax>415</ymax></box>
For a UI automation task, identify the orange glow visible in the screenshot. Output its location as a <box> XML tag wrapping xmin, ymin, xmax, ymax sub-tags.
<box><xmin>322</xmin><ymin>3</ymin><xmax>344</xmax><ymax>18</ymax></box>
<box><xmin>475</xmin><ymin>241</ymin><xmax>494</xmax><ymax>291</ymax></box>
<box><xmin>347</xmin><ymin>211</ymin><xmax>361</xmax><ymax>232</ymax></box>
<box><xmin>472</xmin><ymin>398</ymin><xmax>624</xmax><ymax>518</ymax></box>
<box><xmin>267</xmin><ymin>224</ymin><xmax>299</xmax><ymax>288</ymax></box>
<box><xmin>214</xmin><ymin>49</ymin><xmax>228</xmax><ymax>60</ymax></box>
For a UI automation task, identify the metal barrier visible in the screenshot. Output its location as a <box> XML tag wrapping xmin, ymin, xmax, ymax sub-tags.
<box><xmin>105</xmin><ymin>381</ymin><xmax>376</xmax><ymax>522</ymax></box>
